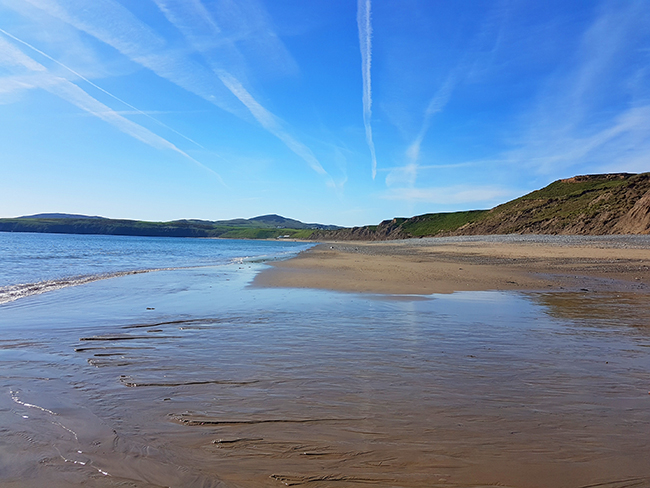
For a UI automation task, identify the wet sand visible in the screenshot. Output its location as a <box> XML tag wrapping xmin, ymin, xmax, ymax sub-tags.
<box><xmin>254</xmin><ymin>235</ymin><xmax>650</xmax><ymax>295</ymax></box>
<box><xmin>2</xmin><ymin>254</ymin><xmax>650</xmax><ymax>487</ymax></box>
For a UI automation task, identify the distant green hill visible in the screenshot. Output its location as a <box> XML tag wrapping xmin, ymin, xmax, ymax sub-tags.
<box><xmin>16</xmin><ymin>213</ymin><xmax>105</xmax><ymax>220</ymax></box>
<box><xmin>5</xmin><ymin>173</ymin><xmax>649</xmax><ymax>241</ymax></box>
<box><xmin>0</xmin><ymin>214</ymin><xmax>339</xmax><ymax>239</ymax></box>
<box><xmin>309</xmin><ymin>173</ymin><xmax>650</xmax><ymax>240</ymax></box>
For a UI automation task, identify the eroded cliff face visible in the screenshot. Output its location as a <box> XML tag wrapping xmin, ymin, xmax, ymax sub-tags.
<box><xmin>310</xmin><ymin>218</ymin><xmax>408</xmax><ymax>241</ymax></box>
<box><xmin>311</xmin><ymin>173</ymin><xmax>650</xmax><ymax>241</ymax></box>
<box><xmin>613</xmin><ymin>189</ymin><xmax>650</xmax><ymax>234</ymax></box>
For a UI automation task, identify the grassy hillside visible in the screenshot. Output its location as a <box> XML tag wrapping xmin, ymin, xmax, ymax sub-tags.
<box><xmin>310</xmin><ymin>173</ymin><xmax>650</xmax><ymax>240</ymax></box>
<box><xmin>0</xmin><ymin>216</ymin><xmax>316</xmax><ymax>239</ymax></box>
<box><xmin>5</xmin><ymin>173</ymin><xmax>649</xmax><ymax>241</ymax></box>
<box><xmin>460</xmin><ymin>173</ymin><xmax>650</xmax><ymax>235</ymax></box>
<box><xmin>400</xmin><ymin>210</ymin><xmax>488</xmax><ymax>236</ymax></box>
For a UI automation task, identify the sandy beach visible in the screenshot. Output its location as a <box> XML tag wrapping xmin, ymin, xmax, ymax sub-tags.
<box><xmin>255</xmin><ymin>235</ymin><xmax>650</xmax><ymax>295</ymax></box>
<box><xmin>3</xmin><ymin>234</ymin><xmax>650</xmax><ymax>487</ymax></box>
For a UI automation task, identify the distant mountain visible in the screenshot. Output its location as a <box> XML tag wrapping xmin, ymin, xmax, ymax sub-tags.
<box><xmin>0</xmin><ymin>213</ymin><xmax>340</xmax><ymax>239</ymax></box>
<box><xmin>248</xmin><ymin>214</ymin><xmax>340</xmax><ymax>230</ymax></box>
<box><xmin>16</xmin><ymin>213</ymin><xmax>106</xmax><ymax>220</ymax></box>
<box><xmin>310</xmin><ymin>173</ymin><xmax>650</xmax><ymax>240</ymax></box>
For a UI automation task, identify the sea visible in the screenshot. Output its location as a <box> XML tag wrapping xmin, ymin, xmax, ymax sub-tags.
<box><xmin>0</xmin><ymin>232</ymin><xmax>313</xmax><ymax>305</ymax></box>
<box><xmin>1</xmin><ymin>232</ymin><xmax>649</xmax><ymax>488</ymax></box>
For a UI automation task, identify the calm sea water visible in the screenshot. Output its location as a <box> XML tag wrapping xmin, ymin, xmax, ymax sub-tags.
<box><xmin>0</xmin><ymin>232</ymin><xmax>313</xmax><ymax>304</ymax></box>
<box><xmin>1</xmin><ymin>232</ymin><xmax>649</xmax><ymax>487</ymax></box>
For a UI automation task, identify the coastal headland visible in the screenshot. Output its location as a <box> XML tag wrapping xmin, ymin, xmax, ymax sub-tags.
<box><xmin>255</xmin><ymin>235</ymin><xmax>650</xmax><ymax>295</ymax></box>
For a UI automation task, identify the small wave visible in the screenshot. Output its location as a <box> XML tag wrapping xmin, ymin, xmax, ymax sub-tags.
<box><xmin>0</xmin><ymin>269</ymin><xmax>162</xmax><ymax>305</ymax></box>
<box><xmin>11</xmin><ymin>390</ymin><xmax>58</xmax><ymax>415</ymax></box>
<box><xmin>0</xmin><ymin>246</ymin><xmax>314</xmax><ymax>305</ymax></box>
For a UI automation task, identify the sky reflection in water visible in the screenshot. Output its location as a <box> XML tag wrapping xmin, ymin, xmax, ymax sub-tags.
<box><xmin>1</xmin><ymin>264</ymin><xmax>649</xmax><ymax>487</ymax></box>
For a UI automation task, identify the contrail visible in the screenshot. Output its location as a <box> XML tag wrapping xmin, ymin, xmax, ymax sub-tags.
<box><xmin>0</xmin><ymin>35</ymin><xmax>224</xmax><ymax>185</ymax></box>
<box><xmin>218</xmin><ymin>71</ymin><xmax>328</xmax><ymax>176</ymax></box>
<box><xmin>154</xmin><ymin>0</ymin><xmax>330</xmax><ymax>178</ymax></box>
<box><xmin>405</xmin><ymin>75</ymin><xmax>456</xmax><ymax>166</ymax></box>
<box><xmin>21</xmin><ymin>0</ymin><xmax>241</xmax><ymax>117</ymax></box>
<box><xmin>49</xmin><ymin>76</ymin><xmax>224</xmax><ymax>184</ymax></box>
<box><xmin>357</xmin><ymin>0</ymin><xmax>377</xmax><ymax>179</ymax></box>
<box><xmin>51</xmin><ymin>78</ymin><xmax>225</xmax><ymax>184</ymax></box>
<box><xmin>21</xmin><ymin>0</ymin><xmax>326</xmax><ymax>179</ymax></box>
<box><xmin>0</xmin><ymin>27</ymin><xmax>204</xmax><ymax>149</ymax></box>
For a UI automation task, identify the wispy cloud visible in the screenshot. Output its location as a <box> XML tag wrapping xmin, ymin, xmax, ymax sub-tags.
<box><xmin>404</xmin><ymin>76</ymin><xmax>456</xmax><ymax>164</ymax></box>
<box><xmin>152</xmin><ymin>0</ymin><xmax>329</xmax><ymax>178</ymax></box>
<box><xmin>152</xmin><ymin>0</ymin><xmax>244</xmax><ymax>78</ymax></box>
<box><xmin>379</xmin><ymin>161</ymin><xmax>484</xmax><ymax>173</ymax></box>
<box><xmin>382</xmin><ymin>185</ymin><xmax>512</xmax><ymax>205</ymax></box>
<box><xmin>0</xmin><ymin>33</ymin><xmax>46</xmax><ymax>72</ymax></box>
<box><xmin>218</xmin><ymin>71</ymin><xmax>327</xmax><ymax>176</ymax></box>
<box><xmin>504</xmin><ymin>1</ymin><xmax>650</xmax><ymax>176</ymax></box>
<box><xmin>386</xmin><ymin>3</ymin><xmax>508</xmax><ymax>191</ymax></box>
<box><xmin>77</xmin><ymin>110</ymin><xmax>209</xmax><ymax>116</ymax></box>
<box><xmin>0</xmin><ymin>34</ymin><xmax>223</xmax><ymax>183</ymax></box>
<box><xmin>392</xmin><ymin>75</ymin><xmax>457</xmax><ymax>188</ymax></box>
<box><xmin>357</xmin><ymin>0</ymin><xmax>377</xmax><ymax>179</ymax></box>
<box><xmin>20</xmin><ymin>0</ymin><xmax>328</xmax><ymax>178</ymax></box>
<box><xmin>0</xmin><ymin>27</ymin><xmax>204</xmax><ymax>149</ymax></box>
<box><xmin>50</xmin><ymin>80</ymin><xmax>225</xmax><ymax>183</ymax></box>
<box><xmin>386</xmin><ymin>0</ymin><xmax>650</xmax><ymax>200</ymax></box>
<box><xmin>506</xmin><ymin>104</ymin><xmax>650</xmax><ymax>176</ymax></box>
<box><xmin>20</xmin><ymin>0</ymin><xmax>243</xmax><ymax>116</ymax></box>
<box><xmin>153</xmin><ymin>0</ymin><xmax>297</xmax><ymax>78</ymax></box>
<box><xmin>382</xmin><ymin>7</ymin><xmax>512</xmax><ymax>204</ymax></box>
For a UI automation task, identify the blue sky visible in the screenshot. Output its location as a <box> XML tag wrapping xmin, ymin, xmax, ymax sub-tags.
<box><xmin>1</xmin><ymin>0</ymin><xmax>649</xmax><ymax>226</ymax></box>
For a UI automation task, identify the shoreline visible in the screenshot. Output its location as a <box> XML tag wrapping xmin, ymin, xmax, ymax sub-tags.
<box><xmin>253</xmin><ymin>235</ymin><xmax>650</xmax><ymax>295</ymax></box>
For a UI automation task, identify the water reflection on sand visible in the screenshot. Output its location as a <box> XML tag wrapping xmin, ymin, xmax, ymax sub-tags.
<box><xmin>1</xmin><ymin>265</ymin><xmax>649</xmax><ymax>487</ymax></box>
